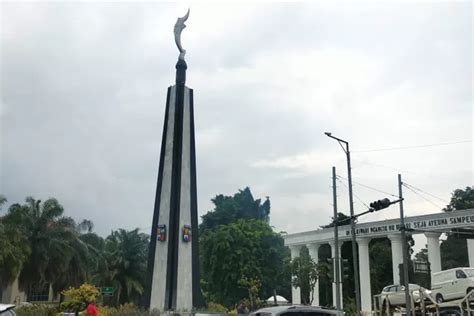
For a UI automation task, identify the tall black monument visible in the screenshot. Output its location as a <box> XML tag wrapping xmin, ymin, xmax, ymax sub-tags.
<box><xmin>145</xmin><ymin>10</ymin><xmax>202</xmax><ymax>311</ymax></box>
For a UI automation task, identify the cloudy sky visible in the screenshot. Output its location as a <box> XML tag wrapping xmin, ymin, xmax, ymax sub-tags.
<box><xmin>1</xmin><ymin>1</ymin><xmax>472</xmax><ymax>251</ymax></box>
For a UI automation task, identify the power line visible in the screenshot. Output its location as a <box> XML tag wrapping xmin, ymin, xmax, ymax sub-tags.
<box><xmin>353</xmin><ymin>139</ymin><xmax>473</xmax><ymax>153</ymax></box>
<box><xmin>335</xmin><ymin>176</ymin><xmax>370</xmax><ymax>209</ymax></box>
<box><xmin>402</xmin><ymin>183</ymin><xmax>443</xmax><ymax>210</ymax></box>
<box><xmin>337</xmin><ymin>175</ymin><xmax>399</xmax><ymax>198</ymax></box>
<box><xmin>351</xmin><ymin>159</ymin><xmax>430</xmax><ymax>177</ymax></box>
<box><xmin>402</xmin><ymin>182</ymin><xmax>449</xmax><ymax>203</ymax></box>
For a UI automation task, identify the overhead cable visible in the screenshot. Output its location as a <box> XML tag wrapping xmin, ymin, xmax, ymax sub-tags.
<box><xmin>353</xmin><ymin>140</ymin><xmax>473</xmax><ymax>153</ymax></box>
<box><xmin>351</xmin><ymin>159</ymin><xmax>430</xmax><ymax>177</ymax></box>
<box><xmin>337</xmin><ymin>175</ymin><xmax>399</xmax><ymax>198</ymax></box>
<box><xmin>402</xmin><ymin>182</ymin><xmax>449</xmax><ymax>203</ymax></box>
<box><xmin>335</xmin><ymin>176</ymin><xmax>371</xmax><ymax>209</ymax></box>
<box><xmin>402</xmin><ymin>183</ymin><xmax>443</xmax><ymax>210</ymax></box>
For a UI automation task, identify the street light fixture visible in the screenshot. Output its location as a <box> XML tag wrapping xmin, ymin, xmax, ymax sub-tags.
<box><xmin>325</xmin><ymin>132</ymin><xmax>361</xmax><ymax>314</ymax></box>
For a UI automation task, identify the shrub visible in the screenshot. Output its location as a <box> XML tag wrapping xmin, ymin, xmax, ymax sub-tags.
<box><xmin>61</xmin><ymin>283</ymin><xmax>100</xmax><ymax>314</ymax></box>
<box><xmin>97</xmin><ymin>303</ymin><xmax>154</xmax><ymax>316</ymax></box>
<box><xmin>14</xmin><ymin>303</ymin><xmax>58</xmax><ymax>316</ymax></box>
<box><xmin>207</xmin><ymin>302</ymin><xmax>228</xmax><ymax>313</ymax></box>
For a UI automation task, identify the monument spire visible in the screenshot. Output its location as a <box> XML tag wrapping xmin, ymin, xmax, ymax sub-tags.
<box><xmin>174</xmin><ymin>8</ymin><xmax>189</xmax><ymax>61</ymax></box>
<box><xmin>174</xmin><ymin>9</ymin><xmax>189</xmax><ymax>85</ymax></box>
<box><xmin>145</xmin><ymin>9</ymin><xmax>203</xmax><ymax>311</ymax></box>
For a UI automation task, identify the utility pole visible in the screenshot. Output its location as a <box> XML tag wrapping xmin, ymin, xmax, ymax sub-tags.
<box><xmin>346</xmin><ymin>143</ymin><xmax>361</xmax><ymax>315</ymax></box>
<box><xmin>325</xmin><ymin>132</ymin><xmax>361</xmax><ymax>314</ymax></box>
<box><xmin>399</xmin><ymin>174</ymin><xmax>411</xmax><ymax>316</ymax></box>
<box><xmin>332</xmin><ymin>166</ymin><xmax>341</xmax><ymax>310</ymax></box>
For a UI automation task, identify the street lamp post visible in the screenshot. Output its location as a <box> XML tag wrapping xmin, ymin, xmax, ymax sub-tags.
<box><xmin>398</xmin><ymin>174</ymin><xmax>411</xmax><ymax>316</ymax></box>
<box><xmin>332</xmin><ymin>166</ymin><xmax>341</xmax><ymax>310</ymax></box>
<box><xmin>325</xmin><ymin>132</ymin><xmax>361</xmax><ymax>314</ymax></box>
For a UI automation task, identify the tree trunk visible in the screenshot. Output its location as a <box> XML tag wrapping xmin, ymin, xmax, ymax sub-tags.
<box><xmin>116</xmin><ymin>286</ymin><xmax>121</xmax><ymax>306</ymax></box>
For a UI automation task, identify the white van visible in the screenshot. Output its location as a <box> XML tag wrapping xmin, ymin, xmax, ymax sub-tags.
<box><xmin>431</xmin><ymin>267</ymin><xmax>474</xmax><ymax>303</ymax></box>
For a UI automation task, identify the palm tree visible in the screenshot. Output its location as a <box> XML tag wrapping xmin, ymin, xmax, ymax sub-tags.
<box><xmin>96</xmin><ymin>229</ymin><xmax>149</xmax><ymax>305</ymax></box>
<box><xmin>53</xmin><ymin>219</ymin><xmax>106</xmax><ymax>294</ymax></box>
<box><xmin>4</xmin><ymin>197</ymin><xmax>97</xmax><ymax>296</ymax></box>
<box><xmin>0</xmin><ymin>195</ymin><xmax>31</xmax><ymax>288</ymax></box>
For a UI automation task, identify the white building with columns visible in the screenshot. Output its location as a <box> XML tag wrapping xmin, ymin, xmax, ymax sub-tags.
<box><xmin>284</xmin><ymin>208</ymin><xmax>474</xmax><ymax>313</ymax></box>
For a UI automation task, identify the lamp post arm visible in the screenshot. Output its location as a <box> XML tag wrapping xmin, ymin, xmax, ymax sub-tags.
<box><xmin>325</xmin><ymin>134</ymin><xmax>349</xmax><ymax>154</ymax></box>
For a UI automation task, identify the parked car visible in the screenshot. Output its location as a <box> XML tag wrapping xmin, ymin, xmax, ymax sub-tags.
<box><xmin>0</xmin><ymin>304</ymin><xmax>16</xmax><ymax>316</ymax></box>
<box><xmin>251</xmin><ymin>305</ymin><xmax>344</xmax><ymax>316</ymax></box>
<box><xmin>431</xmin><ymin>267</ymin><xmax>474</xmax><ymax>303</ymax></box>
<box><xmin>380</xmin><ymin>284</ymin><xmax>431</xmax><ymax>307</ymax></box>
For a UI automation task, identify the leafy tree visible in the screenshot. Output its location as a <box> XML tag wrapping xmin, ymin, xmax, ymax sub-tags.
<box><xmin>312</xmin><ymin>243</ymin><xmax>336</xmax><ymax>307</ymax></box>
<box><xmin>3</xmin><ymin>197</ymin><xmax>80</xmax><ymax>293</ymax></box>
<box><xmin>61</xmin><ymin>283</ymin><xmax>100</xmax><ymax>315</ymax></box>
<box><xmin>369</xmin><ymin>238</ymin><xmax>393</xmax><ymax>294</ymax></box>
<box><xmin>290</xmin><ymin>247</ymin><xmax>318</xmax><ymax>305</ymax></box>
<box><xmin>441</xmin><ymin>235</ymin><xmax>468</xmax><ymax>269</ymax></box>
<box><xmin>53</xmin><ymin>222</ymin><xmax>106</xmax><ymax>294</ymax></box>
<box><xmin>440</xmin><ymin>186</ymin><xmax>473</xmax><ymax>269</ymax></box>
<box><xmin>200</xmin><ymin>187</ymin><xmax>270</xmax><ymax>232</ymax></box>
<box><xmin>412</xmin><ymin>247</ymin><xmax>431</xmax><ymax>288</ymax></box>
<box><xmin>414</xmin><ymin>247</ymin><xmax>428</xmax><ymax>262</ymax></box>
<box><xmin>238</xmin><ymin>276</ymin><xmax>262</xmax><ymax>310</ymax></box>
<box><xmin>0</xmin><ymin>224</ymin><xmax>30</xmax><ymax>288</ymax></box>
<box><xmin>0</xmin><ymin>195</ymin><xmax>6</xmax><ymax>210</ymax></box>
<box><xmin>321</xmin><ymin>212</ymin><xmax>351</xmax><ymax>228</ymax></box>
<box><xmin>96</xmin><ymin>228</ymin><xmax>149</xmax><ymax>306</ymax></box>
<box><xmin>200</xmin><ymin>219</ymin><xmax>289</xmax><ymax>308</ymax></box>
<box><xmin>443</xmin><ymin>187</ymin><xmax>474</xmax><ymax>212</ymax></box>
<box><xmin>0</xmin><ymin>195</ymin><xmax>30</xmax><ymax>288</ymax></box>
<box><xmin>2</xmin><ymin>197</ymin><xmax>101</xmax><ymax>296</ymax></box>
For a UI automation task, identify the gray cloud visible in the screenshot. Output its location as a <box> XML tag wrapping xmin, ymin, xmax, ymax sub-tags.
<box><xmin>1</xmin><ymin>2</ymin><xmax>472</xmax><ymax>254</ymax></box>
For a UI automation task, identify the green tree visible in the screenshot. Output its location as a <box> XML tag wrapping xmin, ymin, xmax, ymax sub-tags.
<box><xmin>2</xmin><ymin>197</ymin><xmax>99</xmax><ymax>296</ymax></box>
<box><xmin>414</xmin><ymin>247</ymin><xmax>428</xmax><ymax>262</ymax></box>
<box><xmin>290</xmin><ymin>247</ymin><xmax>318</xmax><ymax>305</ymax></box>
<box><xmin>3</xmin><ymin>197</ymin><xmax>80</xmax><ymax>293</ymax></box>
<box><xmin>53</xmin><ymin>220</ymin><xmax>106</xmax><ymax>294</ymax></box>
<box><xmin>315</xmin><ymin>259</ymin><xmax>332</xmax><ymax>306</ymax></box>
<box><xmin>0</xmin><ymin>195</ymin><xmax>6</xmax><ymax>210</ymax></box>
<box><xmin>96</xmin><ymin>228</ymin><xmax>149</xmax><ymax>306</ymax></box>
<box><xmin>61</xmin><ymin>283</ymin><xmax>100</xmax><ymax>315</ymax></box>
<box><xmin>441</xmin><ymin>186</ymin><xmax>473</xmax><ymax>269</ymax></box>
<box><xmin>321</xmin><ymin>212</ymin><xmax>351</xmax><ymax>228</ymax></box>
<box><xmin>413</xmin><ymin>247</ymin><xmax>431</xmax><ymax>288</ymax></box>
<box><xmin>0</xmin><ymin>196</ymin><xmax>31</xmax><ymax>288</ymax></box>
<box><xmin>238</xmin><ymin>276</ymin><xmax>262</xmax><ymax>310</ymax></box>
<box><xmin>200</xmin><ymin>187</ymin><xmax>270</xmax><ymax>232</ymax></box>
<box><xmin>200</xmin><ymin>219</ymin><xmax>289</xmax><ymax>308</ymax></box>
<box><xmin>443</xmin><ymin>187</ymin><xmax>474</xmax><ymax>212</ymax></box>
<box><xmin>369</xmin><ymin>238</ymin><xmax>393</xmax><ymax>294</ymax></box>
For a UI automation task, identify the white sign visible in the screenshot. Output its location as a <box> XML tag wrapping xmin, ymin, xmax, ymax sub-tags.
<box><xmin>345</xmin><ymin>214</ymin><xmax>474</xmax><ymax>237</ymax></box>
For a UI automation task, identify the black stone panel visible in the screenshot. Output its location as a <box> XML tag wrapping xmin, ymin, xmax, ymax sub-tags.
<box><xmin>144</xmin><ymin>87</ymin><xmax>171</xmax><ymax>308</ymax></box>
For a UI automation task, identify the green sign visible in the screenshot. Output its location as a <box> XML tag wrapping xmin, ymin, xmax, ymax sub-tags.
<box><xmin>100</xmin><ymin>287</ymin><xmax>114</xmax><ymax>294</ymax></box>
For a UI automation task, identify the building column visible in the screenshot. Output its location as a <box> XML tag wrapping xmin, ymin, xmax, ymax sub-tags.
<box><xmin>290</xmin><ymin>245</ymin><xmax>302</xmax><ymax>304</ymax></box>
<box><xmin>307</xmin><ymin>243</ymin><xmax>321</xmax><ymax>306</ymax></box>
<box><xmin>388</xmin><ymin>234</ymin><xmax>403</xmax><ymax>284</ymax></box>
<box><xmin>329</xmin><ymin>241</ymin><xmax>343</xmax><ymax>308</ymax></box>
<box><xmin>357</xmin><ymin>237</ymin><xmax>372</xmax><ymax>313</ymax></box>
<box><xmin>468</xmin><ymin>239</ymin><xmax>474</xmax><ymax>267</ymax></box>
<box><xmin>425</xmin><ymin>232</ymin><xmax>442</xmax><ymax>273</ymax></box>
